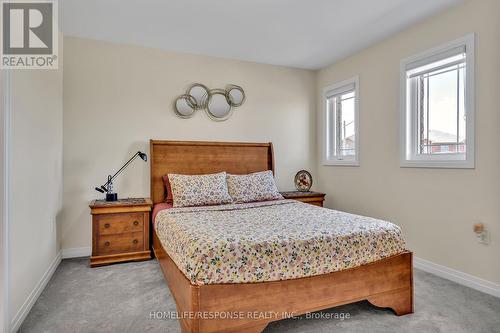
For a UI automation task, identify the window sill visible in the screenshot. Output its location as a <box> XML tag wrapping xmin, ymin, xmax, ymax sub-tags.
<box><xmin>322</xmin><ymin>159</ymin><xmax>359</xmax><ymax>167</ymax></box>
<box><xmin>400</xmin><ymin>159</ymin><xmax>474</xmax><ymax>169</ymax></box>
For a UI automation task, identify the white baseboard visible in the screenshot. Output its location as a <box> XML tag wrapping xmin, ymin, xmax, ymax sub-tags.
<box><xmin>61</xmin><ymin>246</ymin><xmax>91</xmax><ymax>259</ymax></box>
<box><xmin>414</xmin><ymin>257</ymin><xmax>500</xmax><ymax>298</ymax></box>
<box><xmin>10</xmin><ymin>250</ymin><xmax>62</xmax><ymax>333</ymax></box>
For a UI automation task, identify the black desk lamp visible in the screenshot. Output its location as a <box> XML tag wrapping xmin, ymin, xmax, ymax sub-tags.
<box><xmin>94</xmin><ymin>151</ymin><xmax>148</xmax><ymax>201</ymax></box>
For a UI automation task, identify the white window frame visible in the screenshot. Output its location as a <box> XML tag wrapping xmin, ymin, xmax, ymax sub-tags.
<box><xmin>322</xmin><ymin>76</ymin><xmax>359</xmax><ymax>166</ymax></box>
<box><xmin>400</xmin><ymin>34</ymin><xmax>475</xmax><ymax>169</ymax></box>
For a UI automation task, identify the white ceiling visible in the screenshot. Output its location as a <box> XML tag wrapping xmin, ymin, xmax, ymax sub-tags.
<box><xmin>60</xmin><ymin>0</ymin><xmax>462</xmax><ymax>70</ymax></box>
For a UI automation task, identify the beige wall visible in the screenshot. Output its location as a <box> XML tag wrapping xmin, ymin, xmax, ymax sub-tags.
<box><xmin>9</xmin><ymin>40</ymin><xmax>64</xmax><ymax>324</ymax></box>
<box><xmin>316</xmin><ymin>0</ymin><xmax>500</xmax><ymax>283</ymax></box>
<box><xmin>62</xmin><ymin>37</ymin><xmax>316</xmax><ymax>250</ymax></box>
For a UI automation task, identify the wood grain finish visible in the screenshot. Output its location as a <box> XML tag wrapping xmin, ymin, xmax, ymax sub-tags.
<box><xmin>90</xmin><ymin>251</ymin><xmax>152</xmax><ymax>267</ymax></box>
<box><xmin>280</xmin><ymin>191</ymin><xmax>325</xmax><ymax>207</ymax></box>
<box><xmin>90</xmin><ymin>198</ymin><xmax>152</xmax><ymax>267</ymax></box>
<box><xmin>150</xmin><ymin>140</ymin><xmax>274</xmax><ymax>204</ymax></box>
<box><xmin>150</xmin><ymin>141</ymin><xmax>413</xmax><ymax>332</ymax></box>
<box><xmin>153</xmin><ymin>233</ymin><xmax>413</xmax><ymax>333</ymax></box>
<box><xmin>98</xmin><ymin>212</ymin><xmax>144</xmax><ymax>235</ymax></box>
<box><xmin>98</xmin><ymin>231</ymin><xmax>144</xmax><ymax>255</ymax></box>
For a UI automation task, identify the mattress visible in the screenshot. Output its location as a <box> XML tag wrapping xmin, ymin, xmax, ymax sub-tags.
<box><xmin>154</xmin><ymin>199</ymin><xmax>405</xmax><ymax>285</ymax></box>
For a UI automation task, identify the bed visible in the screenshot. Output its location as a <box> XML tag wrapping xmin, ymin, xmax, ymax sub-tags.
<box><xmin>150</xmin><ymin>140</ymin><xmax>413</xmax><ymax>333</ymax></box>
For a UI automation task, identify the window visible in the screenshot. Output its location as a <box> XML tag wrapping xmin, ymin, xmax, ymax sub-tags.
<box><xmin>400</xmin><ymin>34</ymin><xmax>475</xmax><ymax>168</ymax></box>
<box><xmin>322</xmin><ymin>76</ymin><xmax>359</xmax><ymax>166</ymax></box>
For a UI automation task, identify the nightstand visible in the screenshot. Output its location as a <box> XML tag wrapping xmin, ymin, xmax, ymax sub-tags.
<box><xmin>89</xmin><ymin>198</ymin><xmax>152</xmax><ymax>267</ymax></box>
<box><xmin>280</xmin><ymin>191</ymin><xmax>326</xmax><ymax>207</ymax></box>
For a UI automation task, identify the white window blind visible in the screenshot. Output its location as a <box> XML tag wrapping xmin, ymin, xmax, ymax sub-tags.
<box><xmin>325</xmin><ymin>82</ymin><xmax>355</xmax><ymax>98</ymax></box>
<box><xmin>406</xmin><ymin>45</ymin><xmax>466</xmax><ymax>76</ymax></box>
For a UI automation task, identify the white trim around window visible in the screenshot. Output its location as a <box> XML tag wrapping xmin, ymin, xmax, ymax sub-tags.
<box><xmin>322</xmin><ymin>76</ymin><xmax>359</xmax><ymax>166</ymax></box>
<box><xmin>400</xmin><ymin>34</ymin><xmax>475</xmax><ymax>168</ymax></box>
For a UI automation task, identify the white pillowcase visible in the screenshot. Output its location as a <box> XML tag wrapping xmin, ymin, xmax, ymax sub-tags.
<box><xmin>226</xmin><ymin>170</ymin><xmax>283</xmax><ymax>203</ymax></box>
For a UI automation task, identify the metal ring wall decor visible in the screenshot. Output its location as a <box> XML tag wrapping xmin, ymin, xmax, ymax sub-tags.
<box><xmin>173</xmin><ymin>94</ymin><xmax>196</xmax><ymax>119</ymax></box>
<box><xmin>206</xmin><ymin>88</ymin><xmax>233</xmax><ymax>122</ymax></box>
<box><xmin>173</xmin><ymin>83</ymin><xmax>246</xmax><ymax>121</ymax></box>
<box><xmin>225</xmin><ymin>84</ymin><xmax>246</xmax><ymax>107</ymax></box>
<box><xmin>186</xmin><ymin>83</ymin><xmax>209</xmax><ymax>109</ymax></box>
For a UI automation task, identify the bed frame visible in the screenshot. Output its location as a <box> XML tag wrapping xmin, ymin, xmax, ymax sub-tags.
<box><xmin>150</xmin><ymin>140</ymin><xmax>413</xmax><ymax>333</ymax></box>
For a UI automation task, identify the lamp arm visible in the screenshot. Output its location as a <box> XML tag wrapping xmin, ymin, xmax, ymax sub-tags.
<box><xmin>100</xmin><ymin>152</ymin><xmax>140</xmax><ymax>190</ymax></box>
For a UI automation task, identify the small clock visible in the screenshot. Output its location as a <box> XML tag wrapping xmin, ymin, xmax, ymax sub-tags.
<box><xmin>294</xmin><ymin>170</ymin><xmax>312</xmax><ymax>192</ymax></box>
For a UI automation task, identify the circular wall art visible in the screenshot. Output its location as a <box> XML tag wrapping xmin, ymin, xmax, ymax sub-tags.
<box><xmin>186</xmin><ymin>83</ymin><xmax>209</xmax><ymax>109</ymax></box>
<box><xmin>173</xmin><ymin>83</ymin><xmax>245</xmax><ymax>121</ymax></box>
<box><xmin>206</xmin><ymin>89</ymin><xmax>232</xmax><ymax>121</ymax></box>
<box><xmin>173</xmin><ymin>94</ymin><xmax>196</xmax><ymax>119</ymax></box>
<box><xmin>226</xmin><ymin>84</ymin><xmax>245</xmax><ymax>107</ymax></box>
<box><xmin>294</xmin><ymin>170</ymin><xmax>312</xmax><ymax>192</ymax></box>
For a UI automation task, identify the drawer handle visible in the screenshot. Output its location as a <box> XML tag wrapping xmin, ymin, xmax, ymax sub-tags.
<box><xmin>133</xmin><ymin>221</ymin><xmax>139</xmax><ymax>226</ymax></box>
<box><xmin>133</xmin><ymin>239</ymin><xmax>138</xmax><ymax>244</ymax></box>
<box><xmin>104</xmin><ymin>223</ymin><xmax>110</xmax><ymax>228</ymax></box>
<box><xmin>104</xmin><ymin>241</ymin><xmax>110</xmax><ymax>246</ymax></box>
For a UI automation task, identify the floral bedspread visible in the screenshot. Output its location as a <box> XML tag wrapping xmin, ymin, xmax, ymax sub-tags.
<box><xmin>155</xmin><ymin>200</ymin><xmax>405</xmax><ymax>285</ymax></box>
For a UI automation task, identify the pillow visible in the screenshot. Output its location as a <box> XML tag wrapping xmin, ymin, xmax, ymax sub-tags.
<box><xmin>226</xmin><ymin>170</ymin><xmax>283</xmax><ymax>203</ymax></box>
<box><xmin>162</xmin><ymin>175</ymin><xmax>173</xmax><ymax>202</ymax></box>
<box><xmin>168</xmin><ymin>172</ymin><xmax>232</xmax><ymax>207</ymax></box>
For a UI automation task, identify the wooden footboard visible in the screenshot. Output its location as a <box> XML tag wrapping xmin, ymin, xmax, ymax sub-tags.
<box><xmin>153</xmin><ymin>232</ymin><xmax>413</xmax><ymax>333</ymax></box>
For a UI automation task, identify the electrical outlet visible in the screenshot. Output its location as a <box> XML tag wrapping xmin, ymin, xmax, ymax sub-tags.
<box><xmin>473</xmin><ymin>222</ymin><xmax>489</xmax><ymax>245</ymax></box>
<box><xmin>477</xmin><ymin>229</ymin><xmax>490</xmax><ymax>245</ymax></box>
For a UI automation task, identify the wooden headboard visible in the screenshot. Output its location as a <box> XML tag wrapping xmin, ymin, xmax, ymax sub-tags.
<box><xmin>150</xmin><ymin>140</ymin><xmax>274</xmax><ymax>204</ymax></box>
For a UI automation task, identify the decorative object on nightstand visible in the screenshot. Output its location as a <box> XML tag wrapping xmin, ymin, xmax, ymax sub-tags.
<box><xmin>89</xmin><ymin>198</ymin><xmax>152</xmax><ymax>267</ymax></box>
<box><xmin>280</xmin><ymin>191</ymin><xmax>325</xmax><ymax>207</ymax></box>
<box><xmin>94</xmin><ymin>151</ymin><xmax>148</xmax><ymax>201</ymax></box>
<box><xmin>294</xmin><ymin>170</ymin><xmax>313</xmax><ymax>191</ymax></box>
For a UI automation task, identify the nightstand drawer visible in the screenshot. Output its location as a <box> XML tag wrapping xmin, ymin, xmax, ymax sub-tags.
<box><xmin>98</xmin><ymin>213</ymin><xmax>144</xmax><ymax>235</ymax></box>
<box><xmin>98</xmin><ymin>232</ymin><xmax>144</xmax><ymax>255</ymax></box>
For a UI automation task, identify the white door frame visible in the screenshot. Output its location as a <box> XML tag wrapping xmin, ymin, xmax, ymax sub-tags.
<box><xmin>1</xmin><ymin>69</ymin><xmax>11</xmax><ymax>333</ymax></box>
